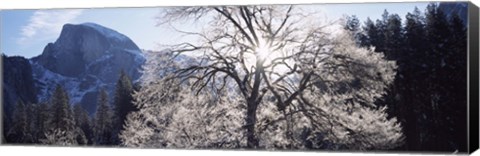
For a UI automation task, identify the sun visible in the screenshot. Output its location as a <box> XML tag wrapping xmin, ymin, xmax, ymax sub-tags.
<box><xmin>241</xmin><ymin>37</ymin><xmax>293</xmax><ymax>76</ymax></box>
<box><xmin>255</xmin><ymin>41</ymin><xmax>272</xmax><ymax>62</ymax></box>
<box><xmin>244</xmin><ymin>38</ymin><xmax>292</xmax><ymax>74</ymax></box>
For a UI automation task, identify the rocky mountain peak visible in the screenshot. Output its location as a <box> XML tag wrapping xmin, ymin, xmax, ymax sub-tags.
<box><xmin>33</xmin><ymin>23</ymin><xmax>143</xmax><ymax>78</ymax></box>
<box><xmin>29</xmin><ymin>23</ymin><xmax>145</xmax><ymax>115</ymax></box>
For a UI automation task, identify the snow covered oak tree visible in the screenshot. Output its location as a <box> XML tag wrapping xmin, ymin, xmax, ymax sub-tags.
<box><xmin>120</xmin><ymin>5</ymin><xmax>404</xmax><ymax>150</ymax></box>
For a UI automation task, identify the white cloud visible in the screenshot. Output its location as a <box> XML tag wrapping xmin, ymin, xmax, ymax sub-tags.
<box><xmin>17</xmin><ymin>9</ymin><xmax>83</xmax><ymax>44</ymax></box>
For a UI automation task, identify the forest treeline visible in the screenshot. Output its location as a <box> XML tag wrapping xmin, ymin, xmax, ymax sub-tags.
<box><xmin>4</xmin><ymin>70</ymin><xmax>136</xmax><ymax>146</ymax></box>
<box><xmin>344</xmin><ymin>3</ymin><xmax>467</xmax><ymax>152</ymax></box>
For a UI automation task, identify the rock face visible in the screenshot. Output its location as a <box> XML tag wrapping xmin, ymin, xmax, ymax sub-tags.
<box><xmin>30</xmin><ymin>23</ymin><xmax>145</xmax><ymax>115</ymax></box>
<box><xmin>33</xmin><ymin>23</ymin><xmax>143</xmax><ymax>81</ymax></box>
<box><xmin>2</xmin><ymin>55</ymin><xmax>37</xmax><ymax>122</ymax></box>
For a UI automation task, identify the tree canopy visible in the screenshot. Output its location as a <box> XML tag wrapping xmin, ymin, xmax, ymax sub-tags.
<box><xmin>121</xmin><ymin>5</ymin><xmax>403</xmax><ymax>150</ymax></box>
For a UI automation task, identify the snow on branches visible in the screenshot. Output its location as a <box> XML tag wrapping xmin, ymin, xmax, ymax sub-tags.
<box><xmin>121</xmin><ymin>5</ymin><xmax>404</xmax><ymax>150</ymax></box>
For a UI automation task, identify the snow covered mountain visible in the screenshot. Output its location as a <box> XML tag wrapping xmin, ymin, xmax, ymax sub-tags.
<box><xmin>30</xmin><ymin>23</ymin><xmax>146</xmax><ymax>115</ymax></box>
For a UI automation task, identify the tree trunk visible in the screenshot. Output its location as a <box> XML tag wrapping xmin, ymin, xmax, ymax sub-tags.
<box><xmin>246</xmin><ymin>100</ymin><xmax>259</xmax><ymax>148</ymax></box>
<box><xmin>245</xmin><ymin>60</ymin><xmax>264</xmax><ymax>148</ymax></box>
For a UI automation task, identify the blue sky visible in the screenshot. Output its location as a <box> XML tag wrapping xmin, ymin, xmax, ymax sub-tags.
<box><xmin>1</xmin><ymin>2</ymin><xmax>428</xmax><ymax>58</ymax></box>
